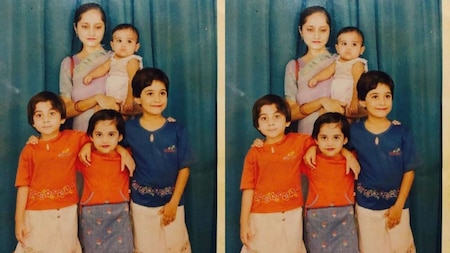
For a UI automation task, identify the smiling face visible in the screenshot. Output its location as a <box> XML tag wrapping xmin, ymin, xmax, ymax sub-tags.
<box><xmin>299</xmin><ymin>12</ymin><xmax>330</xmax><ymax>52</ymax></box>
<box><xmin>134</xmin><ymin>80</ymin><xmax>168</xmax><ymax>116</ymax></box>
<box><xmin>74</xmin><ymin>9</ymin><xmax>105</xmax><ymax>50</ymax></box>
<box><xmin>256</xmin><ymin>104</ymin><xmax>290</xmax><ymax>144</ymax></box>
<box><xmin>335</xmin><ymin>31</ymin><xmax>365</xmax><ymax>61</ymax></box>
<box><xmin>315</xmin><ymin>122</ymin><xmax>347</xmax><ymax>157</ymax></box>
<box><xmin>360</xmin><ymin>83</ymin><xmax>393</xmax><ymax>119</ymax></box>
<box><xmin>110</xmin><ymin>28</ymin><xmax>140</xmax><ymax>58</ymax></box>
<box><xmin>90</xmin><ymin>119</ymin><xmax>122</xmax><ymax>154</ymax></box>
<box><xmin>32</xmin><ymin>101</ymin><xmax>66</xmax><ymax>140</ymax></box>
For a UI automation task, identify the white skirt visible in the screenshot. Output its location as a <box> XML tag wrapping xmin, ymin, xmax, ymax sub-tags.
<box><xmin>14</xmin><ymin>204</ymin><xmax>82</xmax><ymax>253</ymax></box>
<box><xmin>241</xmin><ymin>207</ymin><xmax>306</xmax><ymax>253</ymax></box>
<box><xmin>131</xmin><ymin>201</ymin><xmax>191</xmax><ymax>253</ymax></box>
<box><xmin>356</xmin><ymin>204</ymin><xmax>416</xmax><ymax>253</ymax></box>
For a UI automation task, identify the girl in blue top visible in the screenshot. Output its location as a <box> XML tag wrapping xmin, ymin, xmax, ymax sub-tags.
<box><xmin>125</xmin><ymin>67</ymin><xmax>193</xmax><ymax>253</ymax></box>
<box><xmin>349</xmin><ymin>70</ymin><xmax>418</xmax><ymax>253</ymax></box>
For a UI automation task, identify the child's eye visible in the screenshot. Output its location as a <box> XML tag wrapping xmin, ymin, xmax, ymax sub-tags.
<box><xmin>95</xmin><ymin>133</ymin><xmax>102</xmax><ymax>137</ymax></box>
<box><xmin>386</xmin><ymin>94</ymin><xmax>392</xmax><ymax>99</ymax></box>
<box><xmin>160</xmin><ymin>91</ymin><xmax>167</xmax><ymax>96</ymax></box>
<box><xmin>306</xmin><ymin>28</ymin><xmax>313</xmax><ymax>32</ymax></box>
<box><xmin>260</xmin><ymin>116</ymin><xmax>267</xmax><ymax>121</ymax></box>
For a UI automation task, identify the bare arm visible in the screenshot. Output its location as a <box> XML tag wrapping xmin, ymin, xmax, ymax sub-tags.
<box><xmin>122</xmin><ymin>58</ymin><xmax>141</xmax><ymax>112</ymax></box>
<box><xmin>385</xmin><ymin>170</ymin><xmax>415</xmax><ymax>229</ymax></box>
<box><xmin>62</xmin><ymin>94</ymin><xmax>121</xmax><ymax>118</ymax></box>
<box><xmin>15</xmin><ymin>186</ymin><xmax>29</xmax><ymax>245</ymax></box>
<box><xmin>347</xmin><ymin>61</ymin><xmax>366</xmax><ymax>115</ymax></box>
<box><xmin>159</xmin><ymin>168</ymin><xmax>190</xmax><ymax>226</ymax></box>
<box><xmin>288</xmin><ymin>97</ymin><xmax>345</xmax><ymax>121</ymax></box>
<box><xmin>83</xmin><ymin>59</ymin><xmax>111</xmax><ymax>85</ymax></box>
<box><xmin>240</xmin><ymin>189</ymin><xmax>254</xmax><ymax>250</ymax></box>
<box><xmin>308</xmin><ymin>62</ymin><xmax>336</xmax><ymax>87</ymax></box>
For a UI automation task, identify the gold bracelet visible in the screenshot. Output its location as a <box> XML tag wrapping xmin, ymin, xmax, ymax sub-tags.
<box><xmin>74</xmin><ymin>101</ymin><xmax>83</xmax><ymax>113</ymax></box>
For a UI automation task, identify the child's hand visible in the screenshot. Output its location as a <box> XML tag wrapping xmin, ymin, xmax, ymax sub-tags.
<box><xmin>78</xmin><ymin>143</ymin><xmax>93</xmax><ymax>167</ymax></box>
<box><xmin>308</xmin><ymin>78</ymin><xmax>318</xmax><ymax>88</ymax></box>
<box><xmin>26</xmin><ymin>135</ymin><xmax>39</xmax><ymax>145</ymax></box>
<box><xmin>347</xmin><ymin>98</ymin><xmax>359</xmax><ymax>115</ymax></box>
<box><xmin>159</xmin><ymin>201</ymin><xmax>177</xmax><ymax>226</ymax></box>
<box><xmin>83</xmin><ymin>75</ymin><xmax>93</xmax><ymax>85</ymax></box>
<box><xmin>341</xmin><ymin>148</ymin><xmax>360</xmax><ymax>179</ymax></box>
<box><xmin>122</xmin><ymin>155</ymin><xmax>135</xmax><ymax>177</ymax></box>
<box><xmin>384</xmin><ymin>204</ymin><xmax>402</xmax><ymax>229</ymax></box>
<box><xmin>240</xmin><ymin>221</ymin><xmax>254</xmax><ymax>251</ymax></box>
<box><xmin>251</xmin><ymin>138</ymin><xmax>264</xmax><ymax>148</ymax></box>
<box><xmin>116</xmin><ymin>146</ymin><xmax>135</xmax><ymax>176</ymax></box>
<box><xmin>303</xmin><ymin>146</ymin><xmax>317</xmax><ymax>169</ymax></box>
<box><xmin>15</xmin><ymin>220</ymin><xmax>28</xmax><ymax>246</ymax></box>
<box><xmin>346</xmin><ymin>155</ymin><xmax>360</xmax><ymax>179</ymax></box>
<box><xmin>122</xmin><ymin>96</ymin><xmax>134</xmax><ymax>112</ymax></box>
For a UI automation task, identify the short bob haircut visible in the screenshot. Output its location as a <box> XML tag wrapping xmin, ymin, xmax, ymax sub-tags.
<box><xmin>132</xmin><ymin>67</ymin><xmax>170</xmax><ymax>98</ymax></box>
<box><xmin>27</xmin><ymin>91</ymin><xmax>66</xmax><ymax>126</ymax></box>
<box><xmin>252</xmin><ymin>94</ymin><xmax>291</xmax><ymax>129</ymax></box>
<box><xmin>87</xmin><ymin>109</ymin><xmax>125</xmax><ymax>137</ymax></box>
<box><xmin>357</xmin><ymin>70</ymin><xmax>394</xmax><ymax>101</ymax></box>
<box><xmin>312</xmin><ymin>112</ymin><xmax>350</xmax><ymax>142</ymax></box>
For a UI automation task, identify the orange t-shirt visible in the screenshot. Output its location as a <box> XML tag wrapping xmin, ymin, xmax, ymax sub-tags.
<box><xmin>302</xmin><ymin>153</ymin><xmax>355</xmax><ymax>209</ymax></box>
<box><xmin>15</xmin><ymin>130</ymin><xmax>89</xmax><ymax>210</ymax></box>
<box><xmin>77</xmin><ymin>150</ymin><xmax>130</xmax><ymax>205</ymax></box>
<box><xmin>240</xmin><ymin>133</ymin><xmax>315</xmax><ymax>213</ymax></box>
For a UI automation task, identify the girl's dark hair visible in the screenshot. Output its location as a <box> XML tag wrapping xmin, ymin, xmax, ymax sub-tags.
<box><xmin>112</xmin><ymin>23</ymin><xmax>140</xmax><ymax>43</ymax></box>
<box><xmin>312</xmin><ymin>112</ymin><xmax>350</xmax><ymax>141</ymax></box>
<box><xmin>27</xmin><ymin>91</ymin><xmax>66</xmax><ymax>125</ymax></box>
<box><xmin>132</xmin><ymin>67</ymin><xmax>170</xmax><ymax>97</ymax></box>
<box><xmin>87</xmin><ymin>109</ymin><xmax>125</xmax><ymax>137</ymax></box>
<box><xmin>336</xmin><ymin>26</ymin><xmax>365</xmax><ymax>45</ymax></box>
<box><xmin>73</xmin><ymin>3</ymin><xmax>106</xmax><ymax>26</ymax></box>
<box><xmin>299</xmin><ymin>6</ymin><xmax>331</xmax><ymax>30</ymax></box>
<box><xmin>357</xmin><ymin>70</ymin><xmax>395</xmax><ymax>101</ymax></box>
<box><xmin>252</xmin><ymin>94</ymin><xmax>291</xmax><ymax>129</ymax></box>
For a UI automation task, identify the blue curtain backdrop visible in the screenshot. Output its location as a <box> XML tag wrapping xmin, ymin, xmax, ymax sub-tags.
<box><xmin>226</xmin><ymin>0</ymin><xmax>441</xmax><ymax>252</ymax></box>
<box><xmin>0</xmin><ymin>0</ymin><xmax>217</xmax><ymax>252</ymax></box>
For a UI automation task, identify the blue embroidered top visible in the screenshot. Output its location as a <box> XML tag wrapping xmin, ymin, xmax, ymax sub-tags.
<box><xmin>124</xmin><ymin>118</ymin><xmax>193</xmax><ymax>207</ymax></box>
<box><xmin>348</xmin><ymin>120</ymin><xmax>419</xmax><ymax>210</ymax></box>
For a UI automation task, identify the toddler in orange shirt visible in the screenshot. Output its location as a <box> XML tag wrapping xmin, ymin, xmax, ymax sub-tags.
<box><xmin>302</xmin><ymin>112</ymin><xmax>359</xmax><ymax>253</ymax></box>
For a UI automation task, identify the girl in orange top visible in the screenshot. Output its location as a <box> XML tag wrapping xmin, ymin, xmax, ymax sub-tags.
<box><xmin>14</xmin><ymin>91</ymin><xmax>87</xmax><ymax>253</ymax></box>
<box><xmin>77</xmin><ymin>109</ymin><xmax>134</xmax><ymax>253</ymax></box>
<box><xmin>240</xmin><ymin>94</ymin><xmax>314</xmax><ymax>253</ymax></box>
<box><xmin>302</xmin><ymin>112</ymin><xmax>358</xmax><ymax>253</ymax></box>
